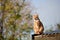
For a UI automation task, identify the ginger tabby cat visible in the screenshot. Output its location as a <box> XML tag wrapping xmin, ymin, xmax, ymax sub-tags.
<box><xmin>33</xmin><ymin>14</ymin><xmax>44</xmax><ymax>34</ymax></box>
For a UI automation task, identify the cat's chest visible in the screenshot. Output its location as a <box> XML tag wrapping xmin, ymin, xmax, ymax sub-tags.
<box><xmin>34</xmin><ymin>21</ymin><xmax>39</xmax><ymax>28</ymax></box>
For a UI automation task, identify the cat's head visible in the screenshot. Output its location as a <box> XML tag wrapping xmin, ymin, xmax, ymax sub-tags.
<box><xmin>33</xmin><ymin>14</ymin><xmax>39</xmax><ymax>20</ymax></box>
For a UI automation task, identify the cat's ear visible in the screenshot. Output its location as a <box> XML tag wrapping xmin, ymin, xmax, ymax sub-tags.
<box><xmin>33</xmin><ymin>14</ymin><xmax>38</xmax><ymax>18</ymax></box>
<box><xmin>35</xmin><ymin>14</ymin><xmax>38</xmax><ymax>16</ymax></box>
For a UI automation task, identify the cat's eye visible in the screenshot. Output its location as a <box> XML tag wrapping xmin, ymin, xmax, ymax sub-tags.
<box><xmin>35</xmin><ymin>18</ymin><xmax>38</xmax><ymax>20</ymax></box>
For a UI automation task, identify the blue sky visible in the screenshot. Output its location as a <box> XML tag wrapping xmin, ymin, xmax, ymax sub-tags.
<box><xmin>31</xmin><ymin>0</ymin><xmax>60</xmax><ymax>31</ymax></box>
